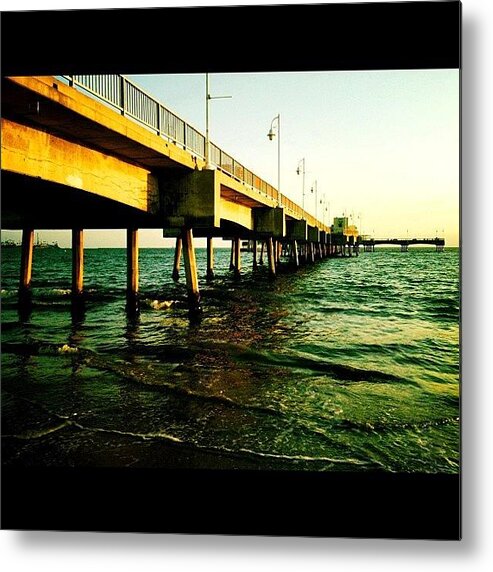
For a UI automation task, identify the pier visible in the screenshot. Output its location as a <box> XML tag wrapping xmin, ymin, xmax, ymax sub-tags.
<box><xmin>360</xmin><ymin>238</ymin><xmax>445</xmax><ymax>252</ymax></box>
<box><xmin>1</xmin><ymin>75</ymin><xmax>359</xmax><ymax>315</ymax></box>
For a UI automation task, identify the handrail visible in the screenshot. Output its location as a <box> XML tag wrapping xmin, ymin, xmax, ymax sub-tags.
<box><xmin>63</xmin><ymin>74</ymin><xmax>329</xmax><ymax>232</ymax></box>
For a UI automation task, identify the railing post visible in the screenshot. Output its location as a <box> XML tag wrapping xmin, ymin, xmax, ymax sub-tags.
<box><xmin>120</xmin><ymin>76</ymin><xmax>126</xmax><ymax>116</ymax></box>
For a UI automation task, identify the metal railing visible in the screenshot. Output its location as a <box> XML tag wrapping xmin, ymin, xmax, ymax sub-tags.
<box><xmin>63</xmin><ymin>74</ymin><xmax>329</xmax><ymax>232</ymax></box>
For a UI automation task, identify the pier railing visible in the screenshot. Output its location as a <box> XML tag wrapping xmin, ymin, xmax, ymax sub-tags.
<box><xmin>62</xmin><ymin>74</ymin><xmax>327</xmax><ymax>232</ymax></box>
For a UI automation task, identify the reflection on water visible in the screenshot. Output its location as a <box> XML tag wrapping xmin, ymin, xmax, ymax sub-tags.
<box><xmin>1</xmin><ymin>247</ymin><xmax>460</xmax><ymax>472</ymax></box>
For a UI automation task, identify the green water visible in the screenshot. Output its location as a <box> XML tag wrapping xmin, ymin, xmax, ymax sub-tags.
<box><xmin>1</xmin><ymin>246</ymin><xmax>460</xmax><ymax>472</ymax></box>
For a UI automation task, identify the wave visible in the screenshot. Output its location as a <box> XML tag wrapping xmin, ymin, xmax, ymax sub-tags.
<box><xmin>144</xmin><ymin>299</ymin><xmax>178</xmax><ymax>311</ymax></box>
<box><xmin>232</xmin><ymin>346</ymin><xmax>417</xmax><ymax>386</ymax></box>
<box><xmin>2</xmin><ymin>341</ymin><xmax>80</xmax><ymax>356</ymax></box>
<box><xmin>29</xmin><ymin>419</ymin><xmax>379</xmax><ymax>469</ymax></box>
<box><xmin>334</xmin><ymin>415</ymin><xmax>460</xmax><ymax>433</ymax></box>
<box><xmin>2</xmin><ymin>420</ymin><xmax>73</xmax><ymax>440</ymax></box>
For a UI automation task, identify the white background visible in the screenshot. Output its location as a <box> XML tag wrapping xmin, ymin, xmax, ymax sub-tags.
<box><xmin>1</xmin><ymin>0</ymin><xmax>491</xmax><ymax>570</ymax></box>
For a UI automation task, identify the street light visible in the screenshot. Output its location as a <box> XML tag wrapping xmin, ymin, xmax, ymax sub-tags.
<box><xmin>296</xmin><ymin>158</ymin><xmax>306</xmax><ymax>215</ymax></box>
<box><xmin>321</xmin><ymin>193</ymin><xmax>328</xmax><ymax>227</ymax></box>
<box><xmin>310</xmin><ymin>180</ymin><xmax>318</xmax><ymax>221</ymax></box>
<box><xmin>205</xmin><ymin>73</ymin><xmax>232</xmax><ymax>169</ymax></box>
<box><xmin>267</xmin><ymin>114</ymin><xmax>281</xmax><ymax>207</ymax></box>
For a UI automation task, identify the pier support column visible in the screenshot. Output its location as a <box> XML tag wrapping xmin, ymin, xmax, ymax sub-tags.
<box><xmin>19</xmin><ymin>227</ymin><xmax>34</xmax><ymax>297</ymax></box>
<box><xmin>72</xmin><ymin>228</ymin><xmax>84</xmax><ymax>298</ymax></box>
<box><xmin>126</xmin><ymin>228</ymin><xmax>139</xmax><ymax>314</ymax></box>
<box><xmin>292</xmin><ymin>240</ymin><xmax>299</xmax><ymax>268</ymax></box>
<box><xmin>206</xmin><ymin>237</ymin><xmax>214</xmax><ymax>280</ymax></box>
<box><xmin>172</xmin><ymin>237</ymin><xmax>182</xmax><ymax>281</ymax></box>
<box><xmin>252</xmin><ymin>239</ymin><xmax>258</xmax><ymax>271</ymax></box>
<box><xmin>259</xmin><ymin>241</ymin><xmax>265</xmax><ymax>265</ymax></box>
<box><xmin>308</xmin><ymin>242</ymin><xmax>315</xmax><ymax>263</ymax></box>
<box><xmin>181</xmin><ymin>227</ymin><xmax>201</xmax><ymax>313</ymax></box>
<box><xmin>229</xmin><ymin>240</ymin><xmax>235</xmax><ymax>271</ymax></box>
<box><xmin>267</xmin><ymin>237</ymin><xmax>276</xmax><ymax>278</ymax></box>
<box><xmin>234</xmin><ymin>236</ymin><xmax>241</xmax><ymax>278</ymax></box>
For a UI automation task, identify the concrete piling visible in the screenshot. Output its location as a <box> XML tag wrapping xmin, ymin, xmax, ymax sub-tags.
<box><xmin>234</xmin><ymin>236</ymin><xmax>241</xmax><ymax>278</ymax></box>
<box><xmin>267</xmin><ymin>237</ymin><xmax>276</xmax><ymax>277</ymax></box>
<box><xmin>206</xmin><ymin>236</ymin><xmax>214</xmax><ymax>280</ymax></box>
<box><xmin>126</xmin><ymin>228</ymin><xmax>139</xmax><ymax>313</ymax></box>
<box><xmin>72</xmin><ymin>228</ymin><xmax>84</xmax><ymax>297</ymax></box>
<box><xmin>19</xmin><ymin>227</ymin><xmax>34</xmax><ymax>296</ymax></box>
<box><xmin>292</xmin><ymin>240</ymin><xmax>299</xmax><ymax>268</ymax></box>
<box><xmin>181</xmin><ymin>227</ymin><xmax>201</xmax><ymax>314</ymax></box>
<box><xmin>172</xmin><ymin>237</ymin><xmax>182</xmax><ymax>281</ymax></box>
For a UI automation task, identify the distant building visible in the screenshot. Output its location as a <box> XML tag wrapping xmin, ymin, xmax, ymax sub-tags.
<box><xmin>331</xmin><ymin>217</ymin><xmax>359</xmax><ymax>243</ymax></box>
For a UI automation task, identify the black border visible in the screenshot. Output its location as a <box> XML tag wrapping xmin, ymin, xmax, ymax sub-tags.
<box><xmin>2</xmin><ymin>467</ymin><xmax>460</xmax><ymax>539</ymax></box>
<box><xmin>1</xmin><ymin>2</ymin><xmax>461</xmax><ymax>539</ymax></box>
<box><xmin>1</xmin><ymin>2</ymin><xmax>460</xmax><ymax>75</ymax></box>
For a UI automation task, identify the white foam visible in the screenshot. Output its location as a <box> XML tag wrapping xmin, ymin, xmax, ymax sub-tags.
<box><xmin>148</xmin><ymin>299</ymin><xmax>176</xmax><ymax>310</ymax></box>
<box><xmin>58</xmin><ymin>344</ymin><xmax>78</xmax><ymax>354</ymax></box>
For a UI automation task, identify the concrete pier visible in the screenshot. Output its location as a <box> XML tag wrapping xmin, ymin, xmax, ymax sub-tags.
<box><xmin>2</xmin><ymin>74</ymin><xmax>366</xmax><ymax>317</ymax></box>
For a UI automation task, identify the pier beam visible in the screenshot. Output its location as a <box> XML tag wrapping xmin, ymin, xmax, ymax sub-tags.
<box><xmin>267</xmin><ymin>237</ymin><xmax>276</xmax><ymax>278</ymax></box>
<box><xmin>126</xmin><ymin>228</ymin><xmax>139</xmax><ymax>314</ymax></box>
<box><xmin>206</xmin><ymin>237</ymin><xmax>214</xmax><ymax>280</ymax></box>
<box><xmin>19</xmin><ymin>227</ymin><xmax>34</xmax><ymax>296</ymax></box>
<box><xmin>72</xmin><ymin>228</ymin><xmax>84</xmax><ymax>297</ymax></box>
<box><xmin>172</xmin><ymin>237</ymin><xmax>182</xmax><ymax>281</ymax></box>
<box><xmin>252</xmin><ymin>239</ymin><xmax>258</xmax><ymax>271</ymax></box>
<box><xmin>181</xmin><ymin>227</ymin><xmax>201</xmax><ymax>313</ymax></box>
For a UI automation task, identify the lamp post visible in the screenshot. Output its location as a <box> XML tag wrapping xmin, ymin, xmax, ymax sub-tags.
<box><xmin>321</xmin><ymin>193</ymin><xmax>327</xmax><ymax>227</ymax></box>
<box><xmin>310</xmin><ymin>180</ymin><xmax>318</xmax><ymax>221</ymax></box>
<box><xmin>205</xmin><ymin>73</ymin><xmax>232</xmax><ymax>169</ymax></box>
<box><xmin>267</xmin><ymin>114</ymin><xmax>281</xmax><ymax>207</ymax></box>
<box><xmin>296</xmin><ymin>158</ymin><xmax>306</xmax><ymax>215</ymax></box>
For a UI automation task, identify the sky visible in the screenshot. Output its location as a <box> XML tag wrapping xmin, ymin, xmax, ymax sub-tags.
<box><xmin>2</xmin><ymin>69</ymin><xmax>459</xmax><ymax>248</ymax></box>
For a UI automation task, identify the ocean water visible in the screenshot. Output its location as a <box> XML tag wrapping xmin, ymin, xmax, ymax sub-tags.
<box><xmin>1</xmin><ymin>246</ymin><xmax>460</xmax><ymax>473</ymax></box>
